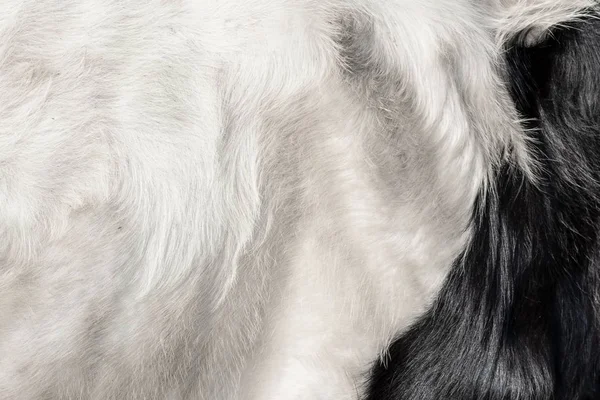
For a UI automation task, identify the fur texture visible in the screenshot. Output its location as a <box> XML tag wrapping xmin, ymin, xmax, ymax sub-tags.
<box><xmin>0</xmin><ymin>1</ymin><xmax>595</xmax><ymax>399</ymax></box>
<box><xmin>367</xmin><ymin>9</ymin><xmax>600</xmax><ymax>400</ymax></box>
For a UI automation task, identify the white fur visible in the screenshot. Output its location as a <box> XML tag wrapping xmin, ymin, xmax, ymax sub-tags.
<box><xmin>0</xmin><ymin>0</ymin><xmax>595</xmax><ymax>399</ymax></box>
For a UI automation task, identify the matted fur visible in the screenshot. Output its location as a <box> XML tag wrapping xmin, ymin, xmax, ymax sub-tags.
<box><xmin>0</xmin><ymin>1</ymin><xmax>595</xmax><ymax>399</ymax></box>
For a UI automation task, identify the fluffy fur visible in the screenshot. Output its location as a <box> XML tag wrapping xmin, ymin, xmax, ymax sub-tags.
<box><xmin>0</xmin><ymin>1</ymin><xmax>595</xmax><ymax>399</ymax></box>
<box><xmin>367</xmin><ymin>9</ymin><xmax>600</xmax><ymax>400</ymax></box>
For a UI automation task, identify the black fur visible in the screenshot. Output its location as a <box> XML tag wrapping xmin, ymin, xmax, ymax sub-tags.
<box><xmin>366</xmin><ymin>17</ymin><xmax>600</xmax><ymax>400</ymax></box>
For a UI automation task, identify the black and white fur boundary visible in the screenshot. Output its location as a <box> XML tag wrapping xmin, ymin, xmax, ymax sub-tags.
<box><xmin>0</xmin><ymin>1</ymin><xmax>599</xmax><ymax>399</ymax></box>
<box><xmin>367</xmin><ymin>14</ymin><xmax>600</xmax><ymax>400</ymax></box>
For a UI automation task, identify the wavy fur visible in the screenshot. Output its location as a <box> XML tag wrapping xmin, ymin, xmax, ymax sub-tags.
<box><xmin>0</xmin><ymin>1</ymin><xmax>596</xmax><ymax>399</ymax></box>
<box><xmin>367</xmin><ymin>9</ymin><xmax>600</xmax><ymax>400</ymax></box>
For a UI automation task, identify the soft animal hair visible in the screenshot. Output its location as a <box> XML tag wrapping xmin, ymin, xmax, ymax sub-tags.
<box><xmin>367</xmin><ymin>11</ymin><xmax>600</xmax><ymax>400</ymax></box>
<box><xmin>0</xmin><ymin>1</ymin><xmax>597</xmax><ymax>399</ymax></box>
